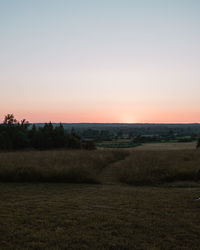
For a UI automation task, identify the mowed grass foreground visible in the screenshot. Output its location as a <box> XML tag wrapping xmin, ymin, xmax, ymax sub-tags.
<box><xmin>1</xmin><ymin>183</ymin><xmax>200</xmax><ymax>250</ymax></box>
<box><xmin>116</xmin><ymin>150</ymin><xmax>200</xmax><ymax>185</ymax></box>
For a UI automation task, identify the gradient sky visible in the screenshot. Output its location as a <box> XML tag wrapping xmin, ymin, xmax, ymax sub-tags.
<box><xmin>1</xmin><ymin>0</ymin><xmax>200</xmax><ymax>123</ymax></box>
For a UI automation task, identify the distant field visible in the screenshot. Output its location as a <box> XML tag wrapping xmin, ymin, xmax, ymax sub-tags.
<box><xmin>97</xmin><ymin>139</ymin><xmax>197</xmax><ymax>150</ymax></box>
<box><xmin>133</xmin><ymin>141</ymin><xmax>197</xmax><ymax>150</ymax></box>
<box><xmin>97</xmin><ymin>139</ymin><xmax>138</xmax><ymax>148</ymax></box>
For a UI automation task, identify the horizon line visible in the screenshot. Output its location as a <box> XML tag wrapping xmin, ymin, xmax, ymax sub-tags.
<box><xmin>30</xmin><ymin>122</ymin><xmax>200</xmax><ymax>125</ymax></box>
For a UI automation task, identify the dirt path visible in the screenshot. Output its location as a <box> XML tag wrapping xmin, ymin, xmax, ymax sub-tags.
<box><xmin>100</xmin><ymin>155</ymin><xmax>129</xmax><ymax>184</ymax></box>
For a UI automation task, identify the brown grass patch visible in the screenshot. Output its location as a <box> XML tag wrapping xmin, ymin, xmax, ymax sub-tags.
<box><xmin>1</xmin><ymin>183</ymin><xmax>200</xmax><ymax>249</ymax></box>
<box><xmin>0</xmin><ymin>149</ymin><xmax>128</xmax><ymax>183</ymax></box>
<box><xmin>116</xmin><ymin>150</ymin><xmax>200</xmax><ymax>185</ymax></box>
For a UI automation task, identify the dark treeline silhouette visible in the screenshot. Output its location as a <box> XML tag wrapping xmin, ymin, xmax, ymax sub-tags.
<box><xmin>0</xmin><ymin>114</ymin><xmax>95</xmax><ymax>150</ymax></box>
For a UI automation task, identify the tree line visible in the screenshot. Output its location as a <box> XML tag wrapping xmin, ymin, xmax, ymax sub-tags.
<box><xmin>0</xmin><ymin>114</ymin><xmax>95</xmax><ymax>150</ymax></box>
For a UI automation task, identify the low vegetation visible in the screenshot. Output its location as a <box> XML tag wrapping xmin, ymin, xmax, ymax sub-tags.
<box><xmin>0</xmin><ymin>149</ymin><xmax>128</xmax><ymax>183</ymax></box>
<box><xmin>97</xmin><ymin>139</ymin><xmax>140</xmax><ymax>148</ymax></box>
<box><xmin>0</xmin><ymin>147</ymin><xmax>200</xmax><ymax>186</ymax></box>
<box><xmin>1</xmin><ymin>147</ymin><xmax>200</xmax><ymax>249</ymax></box>
<box><xmin>1</xmin><ymin>183</ymin><xmax>200</xmax><ymax>250</ymax></box>
<box><xmin>116</xmin><ymin>150</ymin><xmax>200</xmax><ymax>185</ymax></box>
<box><xmin>196</xmin><ymin>137</ymin><xmax>200</xmax><ymax>149</ymax></box>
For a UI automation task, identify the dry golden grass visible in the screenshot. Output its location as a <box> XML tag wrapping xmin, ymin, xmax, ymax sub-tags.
<box><xmin>0</xmin><ymin>148</ymin><xmax>199</xmax><ymax>186</ymax></box>
<box><xmin>0</xmin><ymin>149</ymin><xmax>128</xmax><ymax>183</ymax></box>
<box><xmin>116</xmin><ymin>150</ymin><xmax>200</xmax><ymax>185</ymax></box>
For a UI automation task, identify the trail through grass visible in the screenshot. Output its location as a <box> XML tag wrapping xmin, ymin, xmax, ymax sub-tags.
<box><xmin>0</xmin><ymin>149</ymin><xmax>128</xmax><ymax>183</ymax></box>
<box><xmin>1</xmin><ymin>148</ymin><xmax>200</xmax><ymax>249</ymax></box>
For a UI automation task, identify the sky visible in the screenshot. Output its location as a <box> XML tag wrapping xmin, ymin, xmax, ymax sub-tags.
<box><xmin>1</xmin><ymin>0</ymin><xmax>200</xmax><ymax>123</ymax></box>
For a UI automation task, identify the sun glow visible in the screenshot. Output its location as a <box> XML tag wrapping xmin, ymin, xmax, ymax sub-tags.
<box><xmin>121</xmin><ymin>115</ymin><xmax>138</xmax><ymax>124</ymax></box>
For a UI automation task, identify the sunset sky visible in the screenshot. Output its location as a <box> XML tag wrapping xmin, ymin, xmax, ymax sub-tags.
<box><xmin>1</xmin><ymin>0</ymin><xmax>200</xmax><ymax>123</ymax></box>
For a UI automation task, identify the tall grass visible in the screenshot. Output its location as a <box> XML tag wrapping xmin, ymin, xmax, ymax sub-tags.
<box><xmin>116</xmin><ymin>150</ymin><xmax>200</xmax><ymax>185</ymax></box>
<box><xmin>0</xmin><ymin>149</ymin><xmax>128</xmax><ymax>183</ymax></box>
<box><xmin>1</xmin><ymin>149</ymin><xmax>199</xmax><ymax>185</ymax></box>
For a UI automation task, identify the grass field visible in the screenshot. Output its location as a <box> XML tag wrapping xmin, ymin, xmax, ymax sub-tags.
<box><xmin>0</xmin><ymin>150</ymin><xmax>128</xmax><ymax>183</ymax></box>
<box><xmin>1</xmin><ymin>183</ymin><xmax>200</xmax><ymax>249</ymax></box>
<box><xmin>133</xmin><ymin>142</ymin><xmax>196</xmax><ymax>150</ymax></box>
<box><xmin>116</xmin><ymin>150</ymin><xmax>200</xmax><ymax>185</ymax></box>
<box><xmin>1</xmin><ymin>146</ymin><xmax>200</xmax><ymax>249</ymax></box>
<box><xmin>97</xmin><ymin>139</ymin><xmax>139</xmax><ymax>148</ymax></box>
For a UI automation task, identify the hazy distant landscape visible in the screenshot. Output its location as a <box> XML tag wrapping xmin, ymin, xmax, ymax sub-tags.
<box><xmin>34</xmin><ymin>122</ymin><xmax>200</xmax><ymax>148</ymax></box>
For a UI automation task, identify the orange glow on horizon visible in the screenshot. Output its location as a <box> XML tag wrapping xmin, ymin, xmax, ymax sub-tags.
<box><xmin>2</xmin><ymin>108</ymin><xmax>199</xmax><ymax>124</ymax></box>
